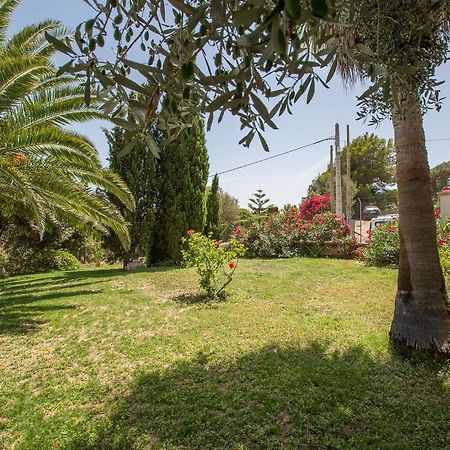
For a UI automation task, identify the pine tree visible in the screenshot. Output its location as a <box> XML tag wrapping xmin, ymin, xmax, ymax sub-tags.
<box><xmin>248</xmin><ymin>189</ymin><xmax>270</xmax><ymax>214</ymax></box>
<box><xmin>105</xmin><ymin>126</ymin><xmax>158</xmax><ymax>265</ymax></box>
<box><xmin>154</xmin><ymin>115</ymin><xmax>209</xmax><ymax>262</ymax></box>
<box><xmin>205</xmin><ymin>174</ymin><xmax>221</xmax><ymax>239</ymax></box>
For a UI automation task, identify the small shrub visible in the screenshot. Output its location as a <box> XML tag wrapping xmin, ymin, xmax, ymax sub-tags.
<box><xmin>182</xmin><ymin>230</ymin><xmax>246</xmax><ymax>299</ymax></box>
<box><xmin>362</xmin><ymin>222</ymin><xmax>399</xmax><ymax>267</ymax></box>
<box><xmin>29</xmin><ymin>249</ymin><xmax>81</xmax><ymax>273</ymax></box>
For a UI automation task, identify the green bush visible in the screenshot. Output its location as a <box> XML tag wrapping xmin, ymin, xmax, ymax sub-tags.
<box><xmin>439</xmin><ymin>246</ymin><xmax>450</xmax><ymax>279</ymax></box>
<box><xmin>363</xmin><ymin>218</ymin><xmax>450</xmax><ymax>272</ymax></box>
<box><xmin>29</xmin><ymin>249</ymin><xmax>81</xmax><ymax>273</ymax></box>
<box><xmin>182</xmin><ymin>230</ymin><xmax>246</xmax><ymax>299</ymax></box>
<box><xmin>362</xmin><ymin>222</ymin><xmax>399</xmax><ymax>267</ymax></box>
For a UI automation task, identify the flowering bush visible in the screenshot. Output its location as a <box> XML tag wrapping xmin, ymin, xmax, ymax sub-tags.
<box><xmin>299</xmin><ymin>194</ymin><xmax>331</xmax><ymax>219</ymax></box>
<box><xmin>237</xmin><ymin>208</ymin><xmax>355</xmax><ymax>259</ymax></box>
<box><xmin>361</xmin><ymin>222</ymin><xmax>400</xmax><ymax>267</ymax></box>
<box><xmin>182</xmin><ymin>231</ymin><xmax>246</xmax><ymax>299</ymax></box>
<box><xmin>362</xmin><ymin>218</ymin><xmax>450</xmax><ymax>272</ymax></box>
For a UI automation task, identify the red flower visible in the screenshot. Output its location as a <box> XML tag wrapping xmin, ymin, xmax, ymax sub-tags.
<box><xmin>229</xmin><ymin>262</ymin><xmax>236</xmax><ymax>269</ymax></box>
<box><xmin>438</xmin><ymin>238</ymin><xmax>448</xmax><ymax>248</ymax></box>
<box><xmin>359</xmin><ymin>252</ymin><xmax>365</xmax><ymax>260</ymax></box>
<box><xmin>235</xmin><ymin>226</ymin><xmax>241</xmax><ymax>236</ymax></box>
<box><xmin>187</xmin><ymin>229</ymin><xmax>194</xmax><ymax>236</ymax></box>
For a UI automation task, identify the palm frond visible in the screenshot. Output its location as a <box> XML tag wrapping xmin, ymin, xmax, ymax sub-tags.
<box><xmin>0</xmin><ymin>0</ymin><xmax>18</xmax><ymax>45</ymax></box>
<box><xmin>0</xmin><ymin>6</ymin><xmax>134</xmax><ymax>249</ymax></box>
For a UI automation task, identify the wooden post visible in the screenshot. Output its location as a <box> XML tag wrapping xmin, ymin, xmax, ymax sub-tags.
<box><xmin>335</xmin><ymin>123</ymin><xmax>343</xmax><ymax>218</ymax></box>
<box><xmin>329</xmin><ymin>145</ymin><xmax>335</xmax><ymax>211</ymax></box>
<box><xmin>346</xmin><ymin>124</ymin><xmax>351</xmax><ymax>222</ymax></box>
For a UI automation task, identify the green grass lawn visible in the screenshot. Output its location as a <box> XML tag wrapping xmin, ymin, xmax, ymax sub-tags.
<box><xmin>0</xmin><ymin>258</ymin><xmax>449</xmax><ymax>449</ymax></box>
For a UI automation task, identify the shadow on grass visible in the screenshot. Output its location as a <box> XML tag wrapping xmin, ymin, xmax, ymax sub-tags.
<box><xmin>62</xmin><ymin>264</ymin><xmax>183</xmax><ymax>281</ymax></box>
<box><xmin>0</xmin><ymin>265</ymin><xmax>183</xmax><ymax>335</ymax></box>
<box><xmin>0</xmin><ymin>287</ymin><xmax>103</xmax><ymax>335</ymax></box>
<box><xmin>172</xmin><ymin>292</ymin><xmax>212</xmax><ymax>305</ymax></box>
<box><xmin>0</xmin><ymin>304</ymin><xmax>76</xmax><ymax>334</ymax></box>
<box><xmin>70</xmin><ymin>342</ymin><xmax>449</xmax><ymax>450</ymax></box>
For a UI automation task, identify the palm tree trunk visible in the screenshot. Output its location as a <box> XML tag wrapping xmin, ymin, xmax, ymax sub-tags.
<box><xmin>390</xmin><ymin>92</ymin><xmax>449</xmax><ymax>353</ymax></box>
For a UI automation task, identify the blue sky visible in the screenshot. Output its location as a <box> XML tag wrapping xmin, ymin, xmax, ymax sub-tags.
<box><xmin>11</xmin><ymin>0</ymin><xmax>450</xmax><ymax>207</ymax></box>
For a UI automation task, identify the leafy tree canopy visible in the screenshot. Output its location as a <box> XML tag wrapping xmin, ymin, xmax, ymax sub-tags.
<box><xmin>430</xmin><ymin>161</ymin><xmax>450</xmax><ymax>198</ymax></box>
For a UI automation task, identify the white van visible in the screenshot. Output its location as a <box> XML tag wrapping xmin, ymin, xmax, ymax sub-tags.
<box><xmin>369</xmin><ymin>214</ymin><xmax>398</xmax><ymax>230</ymax></box>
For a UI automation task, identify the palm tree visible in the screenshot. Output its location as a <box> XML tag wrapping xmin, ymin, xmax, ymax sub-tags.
<box><xmin>0</xmin><ymin>0</ymin><xmax>134</xmax><ymax>248</ymax></box>
<box><xmin>328</xmin><ymin>0</ymin><xmax>450</xmax><ymax>352</ymax></box>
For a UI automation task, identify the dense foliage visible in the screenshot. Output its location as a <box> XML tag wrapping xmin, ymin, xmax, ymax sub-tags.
<box><xmin>28</xmin><ymin>249</ymin><xmax>81</xmax><ymax>272</ymax></box>
<box><xmin>105</xmin><ymin>126</ymin><xmax>158</xmax><ymax>265</ymax></box>
<box><xmin>219</xmin><ymin>188</ymin><xmax>241</xmax><ymax>239</ymax></box>
<box><xmin>299</xmin><ymin>194</ymin><xmax>331</xmax><ymax>219</ymax></box>
<box><xmin>361</xmin><ymin>223</ymin><xmax>400</xmax><ymax>268</ymax></box>
<box><xmin>362</xmin><ymin>218</ymin><xmax>450</xmax><ymax>274</ymax></box>
<box><xmin>153</xmin><ymin>115</ymin><xmax>209</xmax><ymax>263</ymax></box>
<box><xmin>237</xmin><ymin>206</ymin><xmax>355</xmax><ymax>259</ymax></box>
<box><xmin>205</xmin><ymin>174</ymin><xmax>221</xmax><ymax>240</ymax></box>
<box><xmin>182</xmin><ymin>230</ymin><xmax>246</xmax><ymax>299</ymax></box>
<box><xmin>0</xmin><ymin>221</ymin><xmax>102</xmax><ymax>275</ymax></box>
<box><xmin>430</xmin><ymin>161</ymin><xmax>450</xmax><ymax>199</ymax></box>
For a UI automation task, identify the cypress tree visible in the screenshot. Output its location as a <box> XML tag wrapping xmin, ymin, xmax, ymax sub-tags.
<box><xmin>153</xmin><ymin>115</ymin><xmax>209</xmax><ymax>262</ymax></box>
<box><xmin>105</xmin><ymin>126</ymin><xmax>158</xmax><ymax>265</ymax></box>
<box><xmin>205</xmin><ymin>174</ymin><xmax>221</xmax><ymax>239</ymax></box>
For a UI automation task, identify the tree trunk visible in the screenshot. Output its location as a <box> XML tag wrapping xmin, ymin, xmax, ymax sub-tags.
<box><xmin>390</xmin><ymin>93</ymin><xmax>449</xmax><ymax>353</ymax></box>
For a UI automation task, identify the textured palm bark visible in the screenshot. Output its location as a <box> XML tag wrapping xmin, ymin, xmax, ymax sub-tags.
<box><xmin>390</xmin><ymin>93</ymin><xmax>450</xmax><ymax>353</ymax></box>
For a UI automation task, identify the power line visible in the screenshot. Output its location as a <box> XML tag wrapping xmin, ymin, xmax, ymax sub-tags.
<box><xmin>209</xmin><ymin>135</ymin><xmax>450</xmax><ymax>179</ymax></box>
<box><xmin>209</xmin><ymin>136</ymin><xmax>334</xmax><ymax>178</ymax></box>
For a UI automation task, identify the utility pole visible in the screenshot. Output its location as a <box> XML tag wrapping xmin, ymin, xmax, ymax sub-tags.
<box><xmin>329</xmin><ymin>145</ymin><xmax>335</xmax><ymax>211</ymax></box>
<box><xmin>346</xmin><ymin>124</ymin><xmax>351</xmax><ymax>222</ymax></box>
<box><xmin>335</xmin><ymin>123</ymin><xmax>343</xmax><ymax>218</ymax></box>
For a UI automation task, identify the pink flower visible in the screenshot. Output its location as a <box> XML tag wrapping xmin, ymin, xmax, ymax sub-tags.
<box><xmin>235</xmin><ymin>226</ymin><xmax>241</xmax><ymax>236</ymax></box>
<box><xmin>187</xmin><ymin>229</ymin><xmax>194</xmax><ymax>236</ymax></box>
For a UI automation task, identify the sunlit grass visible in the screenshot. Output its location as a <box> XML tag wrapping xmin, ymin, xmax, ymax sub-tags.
<box><xmin>0</xmin><ymin>259</ymin><xmax>448</xmax><ymax>449</ymax></box>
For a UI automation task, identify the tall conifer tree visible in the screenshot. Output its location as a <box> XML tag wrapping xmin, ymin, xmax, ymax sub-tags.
<box><xmin>154</xmin><ymin>115</ymin><xmax>209</xmax><ymax>262</ymax></box>
<box><xmin>106</xmin><ymin>127</ymin><xmax>158</xmax><ymax>265</ymax></box>
<box><xmin>205</xmin><ymin>174</ymin><xmax>221</xmax><ymax>239</ymax></box>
